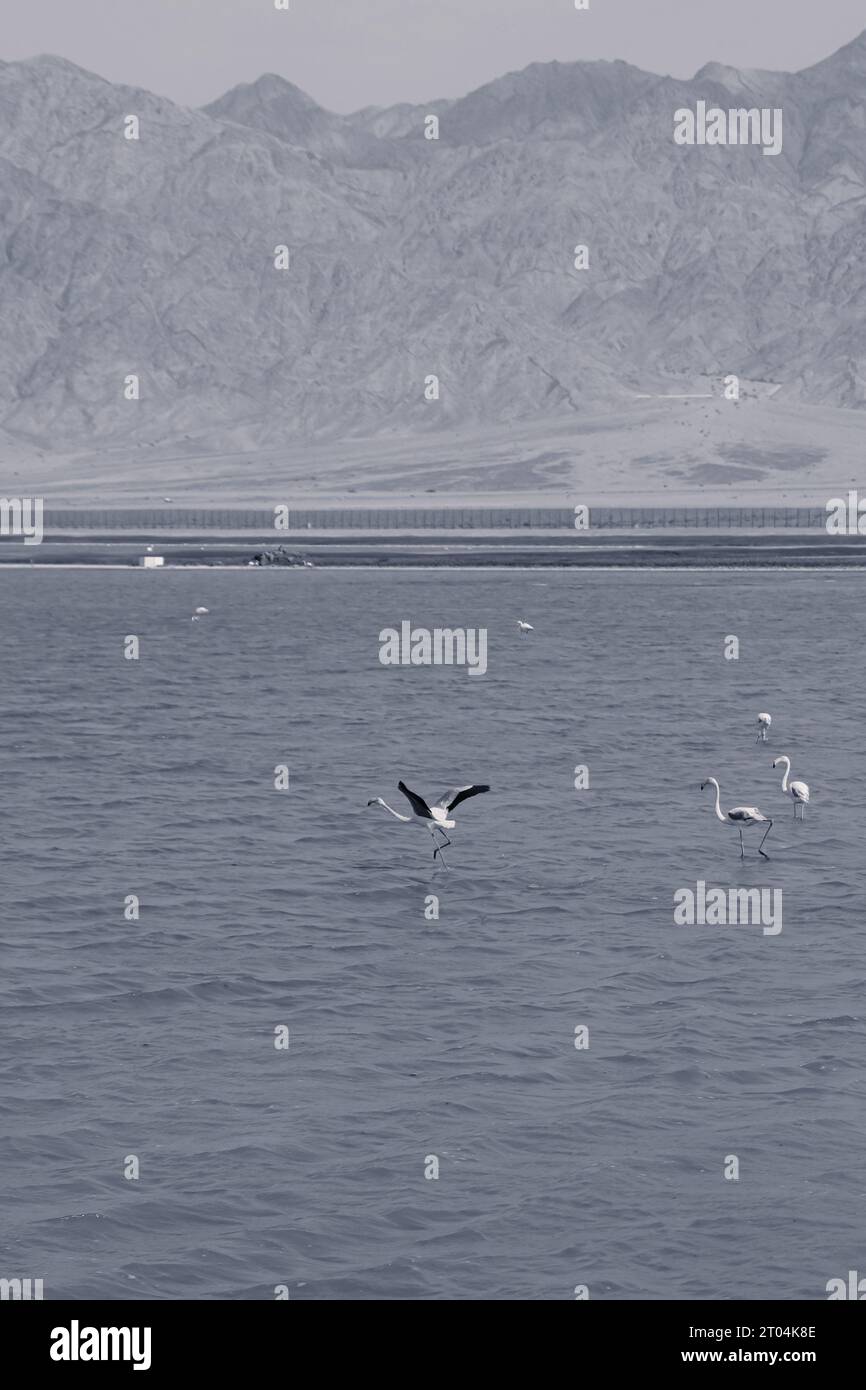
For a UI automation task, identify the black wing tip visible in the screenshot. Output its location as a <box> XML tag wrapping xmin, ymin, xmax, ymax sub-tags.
<box><xmin>446</xmin><ymin>783</ymin><xmax>491</xmax><ymax>811</ymax></box>
<box><xmin>397</xmin><ymin>780</ymin><xmax>433</xmax><ymax>817</ymax></box>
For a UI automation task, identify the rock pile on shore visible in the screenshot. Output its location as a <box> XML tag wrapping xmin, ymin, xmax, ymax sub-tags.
<box><xmin>252</xmin><ymin>547</ymin><xmax>312</xmax><ymax>567</ymax></box>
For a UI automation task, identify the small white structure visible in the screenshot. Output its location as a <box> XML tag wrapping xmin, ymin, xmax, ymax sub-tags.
<box><xmin>139</xmin><ymin>555</ymin><xmax>165</xmax><ymax>568</ymax></box>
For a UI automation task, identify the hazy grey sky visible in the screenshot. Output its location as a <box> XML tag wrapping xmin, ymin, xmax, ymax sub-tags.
<box><xmin>3</xmin><ymin>0</ymin><xmax>864</xmax><ymax>112</ymax></box>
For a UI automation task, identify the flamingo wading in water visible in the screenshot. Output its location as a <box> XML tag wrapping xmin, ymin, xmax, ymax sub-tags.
<box><xmin>701</xmin><ymin>778</ymin><xmax>773</xmax><ymax>858</ymax></box>
<box><xmin>366</xmin><ymin>781</ymin><xmax>490</xmax><ymax>865</ymax></box>
<box><xmin>773</xmin><ymin>756</ymin><xmax>810</xmax><ymax>819</ymax></box>
<box><xmin>756</xmin><ymin>712</ymin><xmax>772</xmax><ymax>743</ymax></box>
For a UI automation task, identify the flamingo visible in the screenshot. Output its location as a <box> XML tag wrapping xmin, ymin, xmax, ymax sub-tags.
<box><xmin>366</xmin><ymin>781</ymin><xmax>489</xmax><ymax>865</ymax></box>
<box><xmin>701</xmin><ymin>778</ymin><xmax>773</xmax><ymax>858</ymax></box>
<box><xmin>756</xmin><ymin>712</ymin><xmax>771</xmax><ymax>743</ymax></box>
<box><xmin>773</xmin><ymin>756</ymin><xmax>810</xmax><ymax>819</ymax></box>
<box><xmin>517</xmin><ymin>621</ymin><xmax>534</xmax><ymax>634</ymax></box>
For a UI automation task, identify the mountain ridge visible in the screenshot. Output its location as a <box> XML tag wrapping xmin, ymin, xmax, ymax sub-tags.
<box><xmin>1</xmin><ymin>35</ymin><xmax>866</xmax><ymax>461</ymax></box>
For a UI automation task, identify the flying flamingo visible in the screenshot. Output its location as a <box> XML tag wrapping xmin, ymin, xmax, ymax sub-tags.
<box><xmin>701</xmin><ymin>778</ymin><xmax>773</xmax><ymax>858</ymax></box>
<box><xmin>772</xmin><ymin>756</ymin><xmax>810</xmax><ymax>819</ymax></box>
<box><xmin>756</xmin><ymin>712</ymin><xmax>771</xmax><ymax>743</ymax></box>
<box><xmin>366</xmin><ymin>781</ymin><xmax>490</xmax><ymax>865</ymax></box>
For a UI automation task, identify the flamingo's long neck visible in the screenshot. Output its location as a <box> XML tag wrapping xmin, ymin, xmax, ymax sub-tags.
<box><xmin>777</xmin><ymin>758</ymin><xmax>790</xmax><ymax>792</ymax></box>
<box><xmin>378</xmin><ymin>800</ymin><xmax>411</xmax><ymax>822</ymax></box>
<box><xmin>710</xmin><ymin>780</ymin><xmax>725</xmax><ymax>822</ymax></box>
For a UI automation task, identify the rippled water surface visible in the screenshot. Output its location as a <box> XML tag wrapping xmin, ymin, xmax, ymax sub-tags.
<box><xmin>1</xmin><ymin>567</ymin><xmax>864</xmax><ymax>1300</ymax></box>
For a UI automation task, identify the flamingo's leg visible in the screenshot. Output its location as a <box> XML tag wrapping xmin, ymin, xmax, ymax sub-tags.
<box><xmin>758</xmin><ymin>819</ymin><xmax>773</xmax><ymax>858</ymax></box>
<box><xmin>738</xmin><ymin>827</ymin><xmax>745</xmax><ymax>858</ymax></box>
<box><xmin>431</xmin><ymin>827</ymin><xmax>451</xmax><ymax>867</ymax></box>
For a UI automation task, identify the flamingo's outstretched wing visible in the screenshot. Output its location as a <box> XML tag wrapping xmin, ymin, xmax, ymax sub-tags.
<box><xmin>434</xmin><ymin>785</ymin><xmax>490</xmax><ymax>813</ymax></box>
<box><xmin>398</xmin><ymin>781</ymin><xmax>433</xmax><ymax>819</ymax></box>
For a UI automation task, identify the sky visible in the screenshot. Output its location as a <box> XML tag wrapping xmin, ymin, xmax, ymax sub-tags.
<box><xmin>1</xmin><ymin>0</ymin><xmax>864</xmax><ymax>112</ymax></box>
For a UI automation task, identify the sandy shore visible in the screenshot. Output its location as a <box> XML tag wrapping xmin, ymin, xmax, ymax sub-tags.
<box><xmin>2</xmin><ymin>533</ymin><xmax>866</xmax><ymax>568</ymax></box>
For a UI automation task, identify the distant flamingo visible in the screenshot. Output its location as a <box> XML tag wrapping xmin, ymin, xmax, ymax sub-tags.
<box><xmin>701</xmin><ymin>778</ymin><xmax>773</xmax><ymax>858</ymax></box>
<box><xmin>756</xmin><ymin>712</ymin><xmax>772</xmax><ymax>743</ymax></box>
<box><xmin>773</xmin><ymin>756</ymin><xmax>810</xmax><ymax>819</ymax></box>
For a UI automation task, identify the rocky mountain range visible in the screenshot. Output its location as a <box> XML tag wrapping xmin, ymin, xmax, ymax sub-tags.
<box><xmin>1</xmin><ymin>31</ymin><xmax>866</xmax><ymax>461</ymax></box>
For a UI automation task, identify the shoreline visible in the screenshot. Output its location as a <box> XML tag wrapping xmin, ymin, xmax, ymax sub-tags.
<box><xmin>4</xmin><ymin>564</ymin><xmax>866</xmax><ymax>574</ymax></box>
<box><xmin>2</xmin><ymin>532</ymin><xmax>866</xmax><ymax>569</ymax></box>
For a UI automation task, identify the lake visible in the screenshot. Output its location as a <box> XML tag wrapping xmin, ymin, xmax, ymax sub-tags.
<box><xmin>1</xmin><ymin>567</ymin><xmax>863</xmax><ymax>1299</ymax></box>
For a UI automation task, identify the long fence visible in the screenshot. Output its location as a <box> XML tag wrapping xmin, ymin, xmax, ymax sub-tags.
<box><xmin>43</xmin><ymin>505</ymin><xmax>831</xmax><ymax>531</ymax></box>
